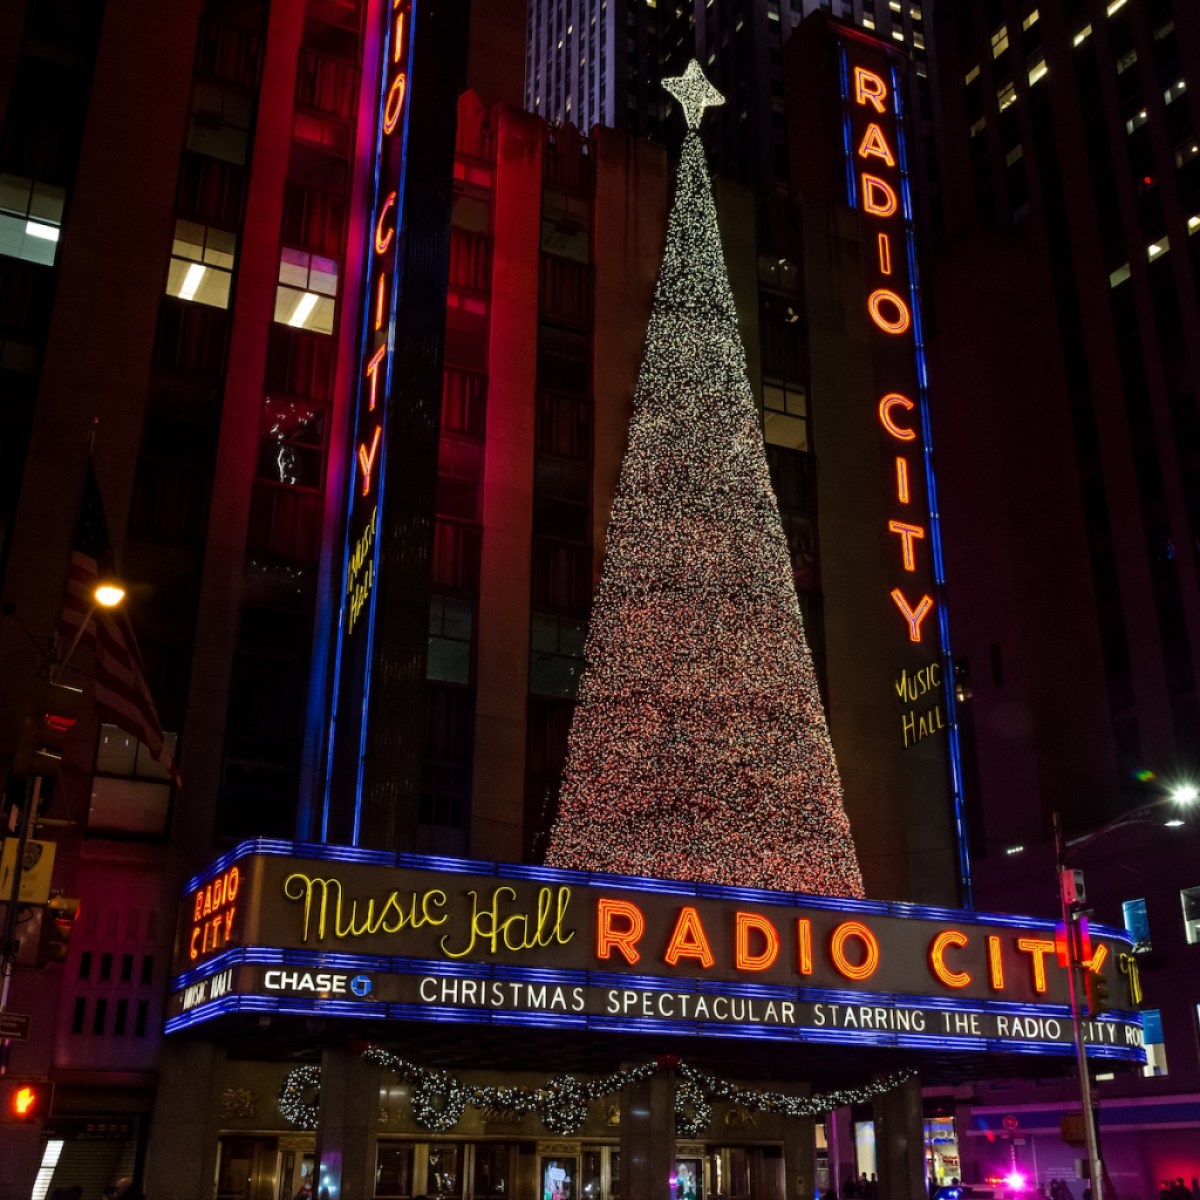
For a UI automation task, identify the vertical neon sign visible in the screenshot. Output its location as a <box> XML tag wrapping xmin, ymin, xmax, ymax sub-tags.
<box><xmin>839</xmin><ymin>39</ymin><xmax>972</xmax><ymax>903</ymax></box>
<box><xmin>324</xmin><ymin>0</ymin><xmax>415</xmax><ymax>842</ymax></box>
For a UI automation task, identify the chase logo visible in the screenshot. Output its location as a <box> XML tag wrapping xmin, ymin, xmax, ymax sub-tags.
<box><xmin>350</xmin><ymin>974</ymin><xmax>373</xmax><ymax>997</ymax></box>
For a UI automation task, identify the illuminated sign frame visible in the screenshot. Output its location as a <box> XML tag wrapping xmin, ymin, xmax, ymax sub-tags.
<box><xmin>324</xmin><ymin>0</ymin><xmax>417</xmax><ymax>842</ymax></box>
<box><xmin>837</xmin><ymin>35</ymin><xmax>972</xmax><ymax>898</ymax></box>
<box><xmin>166</xmin><ymin>840</ymin><xmax>1144</xmax><ymax>1064</ymax></box>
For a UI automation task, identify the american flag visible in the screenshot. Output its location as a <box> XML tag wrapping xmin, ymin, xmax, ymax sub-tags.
<box><xmin>61</xmin><ymin>463</ymin><xmax>182</xmax><ymax>789</ymax></box>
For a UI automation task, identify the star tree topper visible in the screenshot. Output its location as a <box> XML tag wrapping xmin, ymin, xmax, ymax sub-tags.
<box><xmin>663</xmin><ymin>59</ymin><xmax>725</xmax><ymax>129</ymax></box>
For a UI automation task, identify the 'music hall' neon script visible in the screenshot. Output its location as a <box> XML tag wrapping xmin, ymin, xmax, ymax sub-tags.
<box><xmin>166</xmin><ymin>841</ymin><xmax>1144</xmax><ymax>1062</ymax></box>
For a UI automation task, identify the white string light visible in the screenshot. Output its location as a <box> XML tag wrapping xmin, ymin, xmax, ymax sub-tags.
<box><xmin>545</xmin><ymin>61</ymin><xmax>863</xmax><ymax>898</ymax></box>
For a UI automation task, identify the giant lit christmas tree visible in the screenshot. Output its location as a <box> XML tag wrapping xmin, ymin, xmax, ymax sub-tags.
<box><xmin>545</xmin><ymin>62</ymin><xmax>864</xmax><ymax>898</ymax></box>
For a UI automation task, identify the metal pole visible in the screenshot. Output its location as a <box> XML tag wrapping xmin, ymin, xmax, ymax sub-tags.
<box><xmin>0</xmin><ymin>775</ymin><xmax>42</xmax><ymax>1073</ymax></box>
<box><xmin>1052</xmin><ymin>812</ymin><xmax>1104</xmax><ymax>1200</ymax></box>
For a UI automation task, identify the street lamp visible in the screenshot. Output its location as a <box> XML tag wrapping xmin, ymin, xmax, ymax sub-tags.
<box><xmin>1054</xmin><ymin>784</ymin><xmax>1197</xmax><ymax>1200</ymax></box>
<box><xmin>1</xmin><ymin>579</ymin><xmax>126</xmax><ymax>1068</ymax></box>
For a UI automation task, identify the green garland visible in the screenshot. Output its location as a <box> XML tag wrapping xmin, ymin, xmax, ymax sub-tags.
<box><xmin>277</xmin><ymin>1051</ymin><xmax>915</xmax><ymax>1136</ymax></box>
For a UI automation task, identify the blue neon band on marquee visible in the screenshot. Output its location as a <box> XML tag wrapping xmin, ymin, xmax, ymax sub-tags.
<box><xmin>163</xmin><ymin>993</ymin><xmax>1145</xmax><ymax>1064</ymax></box>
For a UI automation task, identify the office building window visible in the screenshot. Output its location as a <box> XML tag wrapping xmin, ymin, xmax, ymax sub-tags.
<box><xmin>530</xmin><ymin>611</ymin><xmax>587</xmax><ymax>697</ymax></box>
<box><xmin>91</xmin><ymin>724</ymin><xmax>177</xmax><ymax>837</ymax></box>
<box><xmin>1181</xmin><ymin>886</ymin><xmax>1200</xmax><ymax>943</ymax></box>
<box><xmin>0</xmin><ymin>173</ymin><xmax>65</xmax><ymax>265</ymax></box>
<box><xmin>258</xmin><ymin>396</ymin><xmax>326</xmax><ymax>488</ymax></box>
<box><xmin>275</xmin><ymin>247</ymin><xmax>337</xmax><ymax>333</ymax></box>
<box><xmin>167</xmin><ymin>219</ymin><xmax>236</xmax><ymax>308</ymax></box>
<box><xmin>763</xmin><ymin>381</ymin><xmax>808</xmax><ymax>451</ymax></box>
<box><xmin>428</xmin><ymin>594</ymin><xmax>473</xmax><ymax>685</ymax></box>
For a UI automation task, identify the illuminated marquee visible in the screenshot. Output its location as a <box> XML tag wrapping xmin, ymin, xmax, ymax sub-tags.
<box><xmin>166</xmin><ymin>840</ymin><xmax>1144</xmax><ymax>1063</ymax></box>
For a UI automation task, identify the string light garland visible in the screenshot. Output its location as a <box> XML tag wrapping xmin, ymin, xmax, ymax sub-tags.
<box><xmin>276</xmin><ymin>1051</ymin><xmax>914</xmax><ymax>1135</ymax></box>
<box><xmin>278</xmin><ymin>1064</ymin><xmax>322</xmax><ymax>1129</ymax></box>
<box><xmin>544</xmin><ymin>60</ymin><xmax>864</xmax><ymax>898</ymax></box>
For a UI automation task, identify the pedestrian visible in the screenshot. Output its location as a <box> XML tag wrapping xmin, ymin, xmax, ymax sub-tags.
<box><xmin>1171</xmin><ymin>1180</ymin><xmax>1192</xmax><ymax>1200</ymax></box>
<box><xmin>1190</xmin><ymin>1179</ymin><xmax>1199</xmax><ymax>1200</ymax></box>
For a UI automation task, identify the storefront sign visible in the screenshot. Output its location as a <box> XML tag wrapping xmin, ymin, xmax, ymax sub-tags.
<box><xmin>167</xmin><ymin>841</ymin><xmax>1144</xmax><ymax>1063</ymax></box>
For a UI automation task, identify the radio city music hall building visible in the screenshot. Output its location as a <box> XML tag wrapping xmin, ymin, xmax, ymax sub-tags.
<box><xmin>0</xmin><ymin>6</ymin><xmax>1145</xmax><ymax>1200</ymax></box>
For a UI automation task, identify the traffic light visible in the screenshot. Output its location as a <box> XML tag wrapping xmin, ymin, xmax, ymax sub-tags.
<box><xmin>38</xmin><ymin>896</ymin><xmax>81</xmax><ymax>965</ymax></box>
<box><xmin>1086</xmin><ymin>970</ymin><xmax>1110</xmax><ymax>1017</ymax></box>
<box><xmin>0</xmin><ymin>1078</ymin><xmax>53</xmax><ymax>1122</ymax></box>
<box><xmin>12</xmin><ymin>681</ymin><xmax>85</xmax><ymax>776</ymax></box>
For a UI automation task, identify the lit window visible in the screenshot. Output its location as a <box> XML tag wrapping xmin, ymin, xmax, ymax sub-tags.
<box><xmin>912</xmin><ymin>6</ymin><xmax>922</xmax><ymax>20</ymax></box>
<box><xmin>1164</xmin><ymin>79</ymin><xmax>1188</xmax><ymax>105</ymax></box>
<box><xmin>913</xmin><ymin>32</ymin><xmax>925</xmax><ymax>49</ymax></box>
<box><xmin>892</xmin><ymin>27</ymin><xmax>904</xmax><ymax>42</ymax></box>
<box><xmin>1182</xmin><ymin>887</ymin><xmax>1200</xmax><ymax>943</ymax></box>
<box><xmin>274</xmin><ymin>247</ymin><xmax>338</xmax><ymax>333</ymax></box>
<box><xmin>991</xmin><ymin>25</ymin><xmax>1009</xmax><ymax>57</ymax></box>
<box><xmin>1154</xmin><ymin>21</ymin><xmax>1175</xmax><ymax>41</ymax></box>
<box><xmin>0</xmin><ymin>172</ymin><xmax>65</xmax><ymax>266</ymax></box>
<box><xmin>1122</xmin><ymin>898</ymin><xmax>1150</xmax><ymax>950</ymax></box>
<box><xmin>1022</xmin><ymin>9</ymin><xmax>1039</xmax><ymax>30</ymax></box>
<box><xmin>763</xmin><ymin>382</ymin><xmax>808</xmax><ymax>451</ymax></box>
<box><xmin>167</xmin><ymin>219</ymin><xmax>235</xmax><ymax>308</ymax></box>
<box><xmin>1188</xmin><ymin>214</ymin><xmax>1200</xmax><ymax>235</ymax></box>
<box><xmin>1109</xmin><ymin>262</ymin><xmax>1131</xmax><ymax>287</ymax></box>
<box><xmin>1127</xmin><ymin>109</ymin><xmax>1150</xmax><ymax>134</ymax></box>
<box><xmin>1028</xmin><ymin>58</ymin><xmax>1048</xmax><ymax>85</ymax></box>
<box><xmin>997</xmin><ymin>82</ymin><xmax>1017</xmax><ymax>111</ymax></box>
<box><xmin>965</xmin><ymin>64</ymin><xmax>980</xmax><ymax>85</ymax></box>
<box><xmin>1174</xmin><ymin>142</ymin><xmax>1200</xmax><ymax>168</ymax></box>
<box><xmin>1115</xmin><ymin>48</ymin><xmax>1137</xmax><ymax>74</ymax></box>
<box><xmin>1106</xmin><ymin>0</ymin><xmax>1127</xmax><ymax>14</ymax></box>
<box><xmin>1147</xmin><ymin>236</ymin><xmax>1169</xmax><ymax>260</ymax></box>
<box><xmin>970</xmin><ymin>116</ymin><xmax>987</xmax><ymax>137</ymax></box>
<box><xmin>1005</xmin><ymin>145</ymin><xmax>1024</xmax><ymax>167</ymax></box>
<box><xmin>1142</xmin><ymin>1008</ymin><xmax>1166</xmax><ymax>1076</ymax></box>
<box><xmin>530</xmin><ymin>611</ymin><xmax>587</xmax><ymax>697</ymax></box>
<box><xmin>1073</xmin><ymin>23</ymin><xmax>1092</xmax><ymax>46</ymax></box>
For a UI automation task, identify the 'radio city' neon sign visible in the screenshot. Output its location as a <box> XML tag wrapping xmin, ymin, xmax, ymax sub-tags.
<box><xmin>345</xmin><ymin>0</ymin><xmax>412</xmax><ymax>634</ymax></box>
<box><xmin>846</xmin><ymin>62</ymin><xmax>934</xmax><ymax>644</ymax></box>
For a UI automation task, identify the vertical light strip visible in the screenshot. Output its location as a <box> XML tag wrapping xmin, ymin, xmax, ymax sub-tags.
<box><xmin>30</xmin><ymin>1141</ymin><xmax>65</xmax><ymax>1200</ymax></box>
<box><xmin>888</xmin><ymin>62</ymin><xmax>973</xmax><ymax>904</ymax></box>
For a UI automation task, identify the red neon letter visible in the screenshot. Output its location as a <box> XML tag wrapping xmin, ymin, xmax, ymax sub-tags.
<box><xmin>890</xmin><ymin>589</ymin><xmax>934</xmax><ymax>642</ymax></box>
<box><xmin>929</xmin><ymin>930</ymin><xmax>971</xmax><ymax>989</ymax></box>
<box><xmin>868</xmin><ymin>288</ymin><xmax>911</xmax><ymax>334</ymax></box>
<box><xmin>887</xmin><ymin>520</ymin><xmax>926</xmax><ymax>571</ymax></box>
<box><xmin>357</xmin><ymin>425</ymin><xmax>383</xmax><ymax>497</ymax></box>
<box><xmin>987</xmin><ymin>935</ymin><xmax>1005</xmax><ymax>991</ymax></box>
<box><xmin>393</xmin><ymin>7</ymin><xmax>406</xmax><ymax>63</ymax></box>
<box><xmin>664</xmin><ymin>906</ymin><xmax>715</xmax><ymax>968</ymax></box>
<box><xmin>878</xmin><ymin>232</ymin><xmax>892</xmax><ymax>275</ymax></box>
<box><xmin>383</xmin><ymin>72</ymin><xmax>407</xmax><ymax>135</ymax></box>
<box><xmin>596</xmin><ymin>897</ymin><xmax>644</xmax><ymax>965</ymax></box>
<box><xmin>375</xmin><ymin>191</ymin><xmax>397</xmax><ymax>254</ymax></box>
<box><xmin>854</xmin><ymin>67</ymin><xmax>888</xmax><ymax>113</ymax></box>
<box><xmin>375</xmin><ymin>273</ymin><xmax>388</xmax><ymax>331</ymax></box>
<box><xmin>365</xmin><ymin>342</ymin><xmax>388</xmax><ymax>411</ymax></box>
<box><xmin>858</xmin><ymin>123</ymin><xmax>896</xmax><ymax>166</ymax></box>
<box><xmin>735</xmin><ymin>912</ymin><xmax>781</xmax><ymax>972</ymax></box>
<box><xmin>895</xmin><ymin>457</ymin><xmax>910</xmax><ymax>503</ymax></box>
<box><xmin>1016</xmin><ymin>936</ymin><xmax>1057</xmax><ymax>994</ymax></box>
<box><xmin>797</xmin><ymin>918</ymin><xmax>813</xmax><ymax>975</ymax></box>
<box><xmin>878</xmin><ymin>393</ymin><xmax>916</xmax><ymax>441</ymax></box>
<box><xmin>862</xmin><ymin>174</ymin><xmax>898</xmax><ymax>217</ymax></box>
<box><xmin>829</xmin><ymin>920</ymin><xmax>881</xmax><ymax>982</ymax></box>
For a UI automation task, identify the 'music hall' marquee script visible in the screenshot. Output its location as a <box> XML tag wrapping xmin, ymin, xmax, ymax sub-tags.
<box><xmin>167</xmin><ymin>840</ymin><xmax>1144</xmax><ymax>1062</ymax></box>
